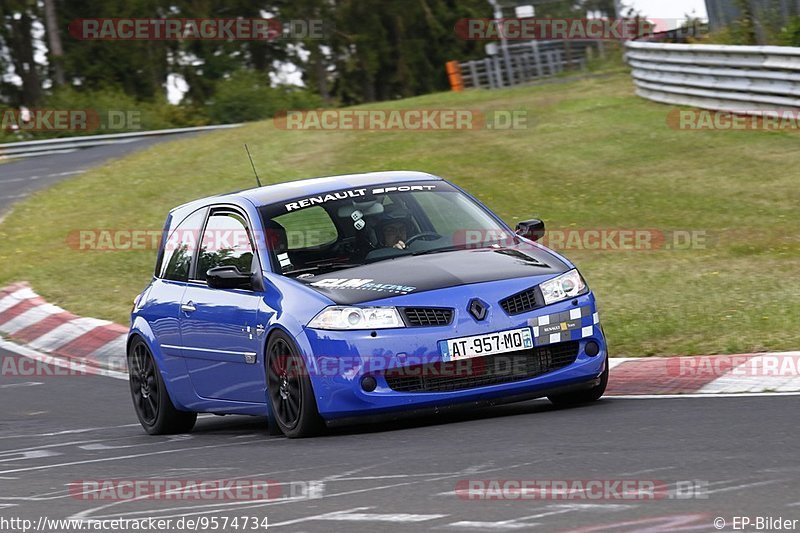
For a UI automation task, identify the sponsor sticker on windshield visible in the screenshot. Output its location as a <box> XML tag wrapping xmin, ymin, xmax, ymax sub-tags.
<box><xmin>284</xmin><ymin>184</ymin><xmax>438</xmax><ymax>212</ymax></box>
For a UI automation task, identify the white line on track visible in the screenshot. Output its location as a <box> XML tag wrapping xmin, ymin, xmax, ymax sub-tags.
<box><xmin>77</xmin><ymin>434</ymin><xmax>192</xmax><ymax>450</ymax></box>
<box><xmin>443</xmin><ymin>503</ymin><xmax>634</xmax><ymax>530</ymax></box>
<box><xmin>607</xmin><ymin>392</ymin><xmax>800</xmax><ymax>399</ymax></box>
<box><xmin>69</xmin><ymin>462</ymin><xmax>540</xmax><ymax>522</ymax></box>
<box><xmin>0</xmin><ymin>450</ymin><xmax>60</xmax><ymax>463</ymax></box>
<box><xmin>299</xmin><ymin>508</ymin><xmax>447</xmax><ymax>523</ymax></box>
<box><xmin>618</xmin><ymin>466</ymin><xmax>676</xmax><ymax>476</ymax></box>
<box><xmin>0</xmin><ymin>424</ymin><xmax>142</xmax><ymax>440</ymax></box>
<box><xmin>0</xmin><ymin>438</ymin><xmax>266</xmax><ymax>475</ymax></box>
<box><xmin>0</xmin><ymin>381</ymin><xmax>42</xmax><ymax>388</ymax></box>
<box><xmin>704</xmin><ymin>479</ymin><xmax>785</xmax><ymax>495</ymax></box>
<box><xmin>268</xmin><ymin>507</ymin><xmax>377</xmax><ymax>528</ymax></box>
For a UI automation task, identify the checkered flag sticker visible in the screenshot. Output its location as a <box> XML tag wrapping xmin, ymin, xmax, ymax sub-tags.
<box><xmin>527</xmin><ymin>306</ymin><xmax>599</xmax><ymax>346</ymax></box>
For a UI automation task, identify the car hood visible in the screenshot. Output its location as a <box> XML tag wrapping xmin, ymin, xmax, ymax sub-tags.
<box><xmin>296</xmin><ymin>245</ymin><xmax>569</xmax><ymax>305</ymax></box>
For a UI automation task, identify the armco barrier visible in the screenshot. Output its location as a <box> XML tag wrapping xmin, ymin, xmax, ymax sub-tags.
<box><xmin>626</xmin><ymin>40</ymin><xmax>800</xmax><ymax>113</ymax></box>
<box><xmin>0</xmin><ymin>123</ymin><xmax>241</xmax><ymax>159</ymax></box>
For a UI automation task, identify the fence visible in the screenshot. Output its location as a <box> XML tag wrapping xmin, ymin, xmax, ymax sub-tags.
<box><xmin>626</xmin><ymin>40</ymin><xmax>800</xmax><ymax>113</ymax></box>
<box><xmin>453</xmin><ymin>40</ymin><xmax>604</xmax><ymax>90</ymax></box>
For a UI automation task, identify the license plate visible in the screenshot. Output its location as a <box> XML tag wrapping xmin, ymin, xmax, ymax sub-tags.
<box><xmin>440</xmin><ymin>327</ymin><xmax>534</xmax><ymax>362</ymax></box>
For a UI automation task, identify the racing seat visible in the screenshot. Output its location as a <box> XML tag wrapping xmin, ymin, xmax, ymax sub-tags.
<box><xmin>264</xmin><ymin>219</ymin><xmax>292</xmax><ymax>272</ymax></box>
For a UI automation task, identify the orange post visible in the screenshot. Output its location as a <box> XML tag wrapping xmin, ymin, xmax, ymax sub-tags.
<box><xmin>446</xmin><ymin>60</ymin><xmax>464</xmax><ymax>92</ymax></box>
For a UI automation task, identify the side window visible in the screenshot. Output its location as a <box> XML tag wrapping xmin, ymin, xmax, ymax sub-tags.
<box><xmin>196</xmin><ymin>212</ymin><xmax>255</xmax><ymax>280</ymax></box>
<box><xmin>161</xmin><ymin>209</ymin><xmax>206</xmax><ymax>282</ymax></box>
<box><xmin>272</xmin><ymin>206</ymin><xmax>338</xmax><ymax>250</ymax></box>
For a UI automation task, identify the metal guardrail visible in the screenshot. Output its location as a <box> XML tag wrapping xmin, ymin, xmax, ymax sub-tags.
<box><xmin>626</xmin><ymin>41</ymin><xmax>800</xmax><ymax>113</ymax></box>
<box><xmin>0</xmin><ymin>124</ymin><xmax>242</xmax><ymax>159</ymax></box>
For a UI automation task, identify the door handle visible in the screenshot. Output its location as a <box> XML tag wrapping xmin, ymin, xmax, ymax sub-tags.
<box><xmin>181</xmin><ymin>302</ymin><xmax>196</xmax><ymax>313</ymax></box>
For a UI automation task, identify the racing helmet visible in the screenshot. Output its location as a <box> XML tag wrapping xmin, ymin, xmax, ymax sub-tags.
<box><xmin>374</xmin><ymin>209</ymin><xmax>414</xmax><ymax>246</ymax></box>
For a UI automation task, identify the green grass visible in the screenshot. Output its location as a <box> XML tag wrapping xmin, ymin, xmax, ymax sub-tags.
<box><xmin>1</xmin><ymin>71</ymin><xmax>799</xmax><ymax>356</ymax></box>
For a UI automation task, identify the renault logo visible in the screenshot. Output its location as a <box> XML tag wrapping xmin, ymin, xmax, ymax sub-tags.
<box><xmin>468</xmin><ymin>299</ymin><xmax>488</xmax><ymax>321</ymax></box>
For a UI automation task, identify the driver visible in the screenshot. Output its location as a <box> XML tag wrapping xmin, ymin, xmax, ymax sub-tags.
<box><xmin>375</xmin><ymin>212</ymin><xmax>414</xmax><ymax>250</ymax></box>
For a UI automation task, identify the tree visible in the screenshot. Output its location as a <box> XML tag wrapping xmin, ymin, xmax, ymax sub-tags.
<box><xmin>312</xmin><ymin>0</ymin><xmax>491</xmax><ymax>105</ymax></box>
<box><xmin>43</xmin><ymin>0</ymin><xmax>65</xmax><ymax>86</ymax></box>
<box><xmin>0</xmin><ymin>0</ymin><xmax>43</xmax><ymax>106</ymax></box>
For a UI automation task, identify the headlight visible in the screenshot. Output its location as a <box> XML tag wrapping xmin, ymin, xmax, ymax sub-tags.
<box><xmin>308</xmin><ymin>306</ymin><xmax>405</xmax><ymax>330</ymax></box>
<box><xmin>540</xmin><ymin>269</ymin><xmax>588</xmax><ymax>305</ymax></box>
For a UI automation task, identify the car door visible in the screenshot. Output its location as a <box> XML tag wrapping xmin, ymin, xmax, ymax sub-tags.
<box><xmin>147</xmin><ymin>207</ymin><xmax>207</xmax><ymax>366</ymax></box>
<box><xmin>179</xmin><ymin>207</ymin><xmax>267</xmax><ymax>403</ymax></box>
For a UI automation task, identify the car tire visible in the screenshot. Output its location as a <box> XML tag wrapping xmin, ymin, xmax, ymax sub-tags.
<box><xmin>547</xmin><ymin>354</ymin><xmax>609</xmax><ymax>407</ymax></box>
<box><xmin>266</xmin><ymin>331</ymin><xmax>325</xmax><ymax>438</ymax></box>
<box><xmin>128</xmin><ymin>337</ymin><xmax>197</xmax><ymax>435</ymax></box>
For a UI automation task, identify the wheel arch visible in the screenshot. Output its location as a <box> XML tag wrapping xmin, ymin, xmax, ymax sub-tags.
<box><xmin>263</xmin><ymin>325</ymin><xmax>323</xmax><ymax>412</ymax></box>
<box><xmin>127</xmin><ymin>317</ymin><xmax>193</xmax><ymax>412</ymax></box>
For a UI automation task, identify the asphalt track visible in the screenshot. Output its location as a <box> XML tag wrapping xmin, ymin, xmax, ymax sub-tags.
<box><xmin>1</xmin><ymin>344</ymin><xmax>799</xmax><ymax>532</ymax></box>
<box><xmin>0</xmin><ymin>134</ymin><xmax>195</xmax><ymax>214</ymax></box>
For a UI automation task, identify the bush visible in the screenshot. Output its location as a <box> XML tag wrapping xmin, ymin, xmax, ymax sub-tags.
<box><xmin>1</xmin><ymin>86</ymin><xmax>210</xmax><ymax>142</ymax></box>
<box><xmin>778</xmin><ymin>17</ymin><xmax>800</xmax><ymax>46</ymax></box>
<box><xmin>1</xmin><ymin>72</ymin><xmax>320</xmax><ymax>144</ymax></box>
<box><xmin>206</xmin><ymin>70</ymin><xmax>322</xmax><ymax>124</ymax></box>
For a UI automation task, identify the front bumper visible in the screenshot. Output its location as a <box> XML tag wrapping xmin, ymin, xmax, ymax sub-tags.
<box><xmin>301</xmin><ymin>291</ymin><xmax>607</xmax><ymax>421</ymax></box>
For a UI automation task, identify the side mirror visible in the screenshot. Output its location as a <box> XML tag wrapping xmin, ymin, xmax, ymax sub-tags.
<box><xmin>206</xmin><ymin>266</ymin><xmax>254</xmax><ymax>290</ymax></box>
<box><xmin>515</xmin><ymin>219</ymin><xmax>545</xmax><ymax>242</ymax></box>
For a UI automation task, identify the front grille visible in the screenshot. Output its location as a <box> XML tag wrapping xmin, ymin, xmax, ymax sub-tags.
<box><xmin>500</xmin><ymin>286</ymin><xmax>541</xmax><ymax>315</ymax></box>
<box><xmin>401</xmin><ymin>307</ymin><xmax>454</xmax><ymax>327</ymax></box>
<box><xmin>384</xmin><ymin>341</ymin><xmax>580</xmax><ymax>393</ymax></box>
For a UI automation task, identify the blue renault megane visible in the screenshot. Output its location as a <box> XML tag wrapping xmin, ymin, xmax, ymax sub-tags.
<box><xmin>128</xmin><ymin>171</ymin><xmax>608</xmax><ymax>437</ymax></box>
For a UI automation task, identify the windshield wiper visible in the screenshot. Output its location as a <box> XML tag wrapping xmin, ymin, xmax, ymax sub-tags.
<box><xmin>412</xmin><ymin>245</ymin><xmax>465</xmax><ymax>256</ymax></box>
<box><xmin>284</xmin><ymin>262</ymin><xmax>364</xmax><ymax>277</ymax></box>
<box><xmin>412</xmin><ymin>240</ymin><xmax>512</xmax><ymax>257</ymax></box>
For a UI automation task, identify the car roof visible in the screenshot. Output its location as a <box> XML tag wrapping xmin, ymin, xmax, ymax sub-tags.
<box><xmin>171</xmin><ymin>170</ymin><xmax>443</xmax><ymax>217</ymax></box>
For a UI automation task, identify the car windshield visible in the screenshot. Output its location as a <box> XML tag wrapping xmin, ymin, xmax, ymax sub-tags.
<box><xmin>258</xmin><ymin>181</ymin><xmax>515</xmax><ymax>277</ymax></box>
